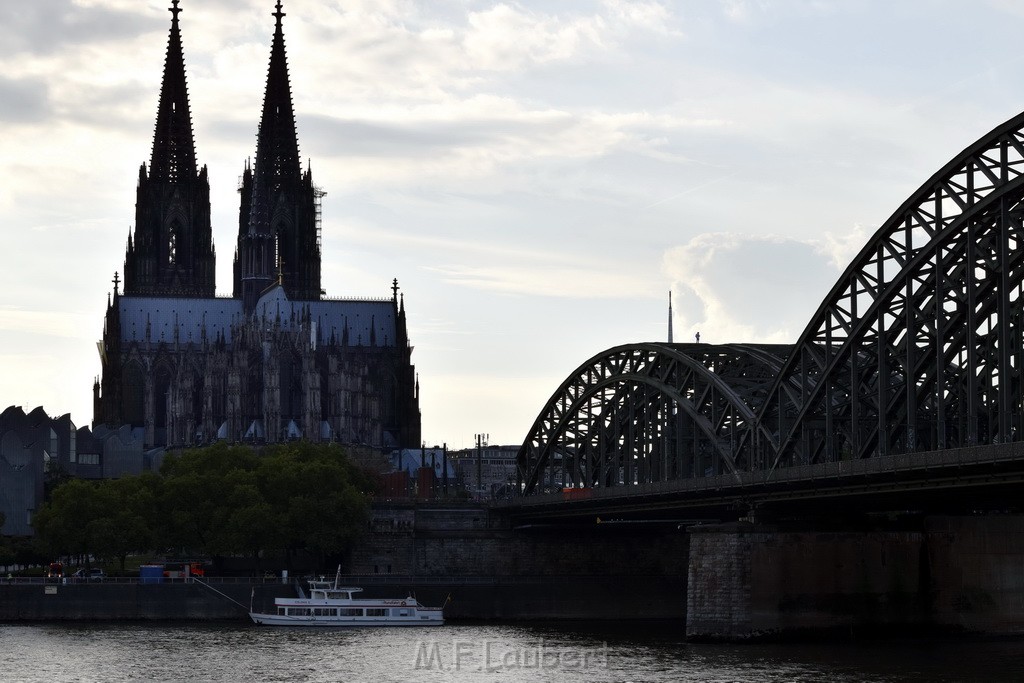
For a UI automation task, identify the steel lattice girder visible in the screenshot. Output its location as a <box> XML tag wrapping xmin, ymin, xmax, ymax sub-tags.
<box><xmin>756</xmin><ymin>112</ymin><xmax>1024</xmax><ymax>474</ymax></box>
<box><xmin>517</xmin><ymin>344</ymin><xmax>789</xmax><ymax>494</ymax></box>
<box><xmin>518</xmin><ymin>110</ymin><xmax>1024</xmax><ymax>497</ymax></box>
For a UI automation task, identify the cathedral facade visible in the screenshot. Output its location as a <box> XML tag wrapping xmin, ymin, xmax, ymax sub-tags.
<box><xmin>93</xmin><ymin>1</ymin><xmax>421</xmax><ymax>450</ymax></box>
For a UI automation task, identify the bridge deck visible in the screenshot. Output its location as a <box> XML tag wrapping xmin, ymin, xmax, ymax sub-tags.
<box><xmin>501</xmin><ymin>441</ymin><xmax>1024</xmax><ymax>520</ymax></box>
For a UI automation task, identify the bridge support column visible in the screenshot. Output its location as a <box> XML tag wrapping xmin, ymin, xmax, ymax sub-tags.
<box><xmin>686</xmin><ymin>522</ymin><xmax>755</xmax><ymax>640</ymax></box>
<box><xmin>686</xmin><ymin>522</ymin><xmax>931</xmax><ymax>641</ymax></box>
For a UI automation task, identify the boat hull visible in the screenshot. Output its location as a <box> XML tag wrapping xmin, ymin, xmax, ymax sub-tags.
<box><xmin>249</xmin><ymin>611</ymin><xmax>444</xmax><ymax>627</ymax></box>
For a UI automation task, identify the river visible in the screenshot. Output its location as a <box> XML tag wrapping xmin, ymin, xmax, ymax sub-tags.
<box><xmin>3</xmin><ymin>622</ymin><xmax>1024</xmax><ymax>682</ymax></box>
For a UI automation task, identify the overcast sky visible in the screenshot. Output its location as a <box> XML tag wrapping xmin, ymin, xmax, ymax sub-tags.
<box><xmin>3</xmin><ymin>0</ymin><xmax>1024</xmax><ymax>448</ymax></box>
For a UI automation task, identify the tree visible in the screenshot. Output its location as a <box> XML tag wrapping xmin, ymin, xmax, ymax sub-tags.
<box><xmin>89</xmin><ymin>475</ymin><xmax>158</xmax><ymax>573</ymax></box>
<box><xmin>32</xmin><ymin>479</ymin><xmax>104</xmax><ymax>561</ymax></box>
<box><xmin>156</xmin><ymin>442</ymin><xmax>263</xmax><ymax>556</ymax></box>
<box><xmin>255</xmin><ymin>442</ymin><xmax>373</xmax><ymax>570</ymax></box>
<box><xmin>35</xmin><ymin>441</ymin><xmax>374</xmax><ymax>572</ymax></box>
<box><xmin>33</xmin><ymin>475</ymin><xmax>158</xmax><ymax>572</ymax></box>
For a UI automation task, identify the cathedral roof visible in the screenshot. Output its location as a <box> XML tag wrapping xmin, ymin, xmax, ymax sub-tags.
<box><xmin>117</xmin><ymin>293</ymin><xmax>398</xmax><ymax>348</ymax></box>
<box><xmin>149</xmin><ymin>0</ymin><xmax>198</xmax><ymax>182</ymax></box>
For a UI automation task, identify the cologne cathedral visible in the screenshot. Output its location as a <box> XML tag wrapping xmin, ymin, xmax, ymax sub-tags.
<box><xmin>93</xmin><ymin>1</ymin><xmax>421</xmax><ymax>449</ymax></box>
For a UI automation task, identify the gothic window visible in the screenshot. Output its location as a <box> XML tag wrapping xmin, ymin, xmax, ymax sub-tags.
<box><xmin>275</xmin><ymin>226</ymin><xmax>283</xmax><ymax>278</ymax></box>
<box><xmin>168</xmin><ymin>222</ymin><xmax>179</xmax><ymax>265</ymax></box>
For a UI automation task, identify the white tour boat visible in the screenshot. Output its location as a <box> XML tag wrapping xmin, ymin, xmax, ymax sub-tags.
<box><xmin>249</xmin><ymin>568</ymin><xmax>445</xmax><ymax>626</ymax></box>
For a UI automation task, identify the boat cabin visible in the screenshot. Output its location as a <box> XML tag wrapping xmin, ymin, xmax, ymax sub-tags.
<box><xmin>308</xmin><ymin>583</ymin><xmax>362</xmax><ymax>601</ymax></box>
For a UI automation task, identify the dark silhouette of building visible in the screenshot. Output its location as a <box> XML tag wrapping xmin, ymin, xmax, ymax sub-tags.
<box><xmin>93</xmin><ymin>1</ymin><xmax>420</xmax><ymax>449</ymax></box>
<box><xmin>0</xmin><ymin>406</ymin><xmax>149</xmax><ymax>536</ymax></box>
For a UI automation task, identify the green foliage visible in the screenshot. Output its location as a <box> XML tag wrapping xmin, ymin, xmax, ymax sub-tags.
<box><xmin>32</xmin><ymin>479</ymin><xmax>103</xmax><ymax>559</ymax></box>
<box><xmin>157</xmin><ymin>442</ymin><xmax>262</xmax><ymax>554</ymax></box>
<box><xmin>33</xmin><ymin>442</ymin><xmax>374</xmax><ymax>572</ymax></box>
<box><xmin>91</xmin><ymin>475</ymin><xmax>158</xmax><ymax>573</ymax></box>
<box><xmin>254</xmin><ymin>442</ymin><xmax>373</xmax><ymax>559</ymax></box>
<box><xmin>0</xmin><ymin>536</ymin><xmax>45</xmax><ymax>570</ymax></box>
<box><xmin>32</xmin><ymin>475</ymin><xmax>157</xmax><ymax>571</ymax></box>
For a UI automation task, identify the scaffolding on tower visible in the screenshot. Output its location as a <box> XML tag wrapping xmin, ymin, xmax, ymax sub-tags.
<box><xmin>314</xmin><ymin>185</ymin><xmax>326</xmax><ymax>255</ymax></box>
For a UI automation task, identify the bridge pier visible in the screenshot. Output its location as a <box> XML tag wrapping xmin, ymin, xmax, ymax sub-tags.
<box><xmin>685</xmin><ymin>514</ymin><xmax>1024</xmax><ymax>641</ymax></box>
<box><xmin>686</xmin><ymin>521</ymin><xmax>930</xmax><ymax>640</ymax></box>
<box><xmin>925</xmin><ymin>515</ymin><xmax>1024</xmax><ymax>633</ymax></box>
<box><xmin>686</xmin><ymin>522</ymin><xmax>755</xmax><ymax>640</ymax></box>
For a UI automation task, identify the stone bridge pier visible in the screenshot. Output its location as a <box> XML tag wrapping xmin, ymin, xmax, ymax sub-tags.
<box><xmin>685</xmin><ymin>515</ymin><xmax>1024</xmax><ymax>640</ymax></box>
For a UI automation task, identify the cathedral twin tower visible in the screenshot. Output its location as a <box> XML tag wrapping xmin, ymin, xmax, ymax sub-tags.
<box><xmin>125</xmin><ymin>0</ymin><xmax>316</xmax><ymax>307</ymax></box>
<box><xmin>95</xmin><ymin>1</ymin><xmax>421</xmax><ymax>449</ymax></box>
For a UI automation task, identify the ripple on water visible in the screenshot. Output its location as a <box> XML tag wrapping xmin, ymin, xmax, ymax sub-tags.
<box><xmin>4</xmin><ymin>622</ymin><xmax>1024</xmax><ymax>683</ymax></box>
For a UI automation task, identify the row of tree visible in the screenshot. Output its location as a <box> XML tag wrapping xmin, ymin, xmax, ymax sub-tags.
<box><xmin>31</xmin><ymin>442</ymin><xmax>376</xmax><ymax>573</ymax></box>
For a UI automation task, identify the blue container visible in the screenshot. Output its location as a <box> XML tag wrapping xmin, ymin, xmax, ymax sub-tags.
<box><xmin>139</xmin><ymin>565</ymin><xmax>164</xmax><ymax>584</ymax></box>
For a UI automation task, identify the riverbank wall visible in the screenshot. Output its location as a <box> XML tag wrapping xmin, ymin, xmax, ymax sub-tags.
<box><xmin>0</xmin><ymin>575</ymin><xmax>685</xmax><ymax>622</ymax></box>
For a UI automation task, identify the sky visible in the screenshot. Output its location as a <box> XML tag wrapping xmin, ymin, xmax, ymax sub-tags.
<box><xmin>3</xmin><ymin>0</ymin><xmax>1024</xmax><ymax>449</ymax></box>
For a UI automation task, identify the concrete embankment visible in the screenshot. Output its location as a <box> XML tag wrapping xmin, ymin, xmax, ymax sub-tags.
<box><xmin>0</xmin><ymin>580</ymin><xmax>288</xmax><ymax>621</ymax></box>
<box><xmin>0</xmin><ymin>575</ymin><xmax>686</xmax><ymax>622</ymax></box>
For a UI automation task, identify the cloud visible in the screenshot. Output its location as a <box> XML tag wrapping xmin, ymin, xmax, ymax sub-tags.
<box><xmin>0</xmin><ymin>1</ymin><xmax>158</xmax><ymax>57</ymax></box>
<box><xmin>718</xmin><ymin>0</ymin><xmax>769</xmax><ymax>23</ymax></box>
<box><xmin>601</xmin><ymin>0</ymin><xmax>679</xmax><ymax>35</ymax></box>
<box><xmin>0</xmin><ymin>76</ymin><xmax>50</xmax><ymax>123</ymax></box>
<box><xmin>822</xmin><ymin>223</ymin><xmax>873</xmax><ymax>272</ymax></box>
<box><xmin>663</xmin><ymin>232</ymin><xmax>842</xmax><ymax>344</ymax></box>
<box><xmin>463</xmin><ymin>4</ymin><xmax>609</xmax><ymax>70</ymax></box>
<box><xmin>426</xmin><ymin>262</ymin><xmax>655</xmax><ymax>299</ymax></box>
<box><xmin>300</xmin><ymin>102</ymin><xmax>724</xmax><ymax>191</ymax></box>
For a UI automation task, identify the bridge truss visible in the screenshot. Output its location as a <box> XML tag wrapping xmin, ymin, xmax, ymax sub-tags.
<box><xmin>518</xmin><ymin>111</ymin><xmax>1024</xmax><ymax>496</ymax></box>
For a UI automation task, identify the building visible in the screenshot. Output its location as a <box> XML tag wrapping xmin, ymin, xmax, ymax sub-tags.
<box><xmin>0</xmin><ymin>406</ymin><xmax>148</xmax><ymax>536</ymax></box>
<box><xmin>93</xmin><ymin>1</ymin><xmax>420</xmax><ymax>449</ymax></box>
<box><xmin>447</xmin><ymin>444</ymin><xmax>520</xmax><ymax>498</ymax></box>
<box><xmin>380</xmin><ymin>448</ymin><xmax>458</xmax><ymax>499</ymax></box>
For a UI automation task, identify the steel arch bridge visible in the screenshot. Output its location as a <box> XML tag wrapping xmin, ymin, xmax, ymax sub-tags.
<box><xmin>518</xmin><ymin>110</ymin><xmax>1024</xmax><ymax>496</ymax></box>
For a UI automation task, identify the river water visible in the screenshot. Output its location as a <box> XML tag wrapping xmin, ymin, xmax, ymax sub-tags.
<box><xmin>3</xmin><ymin>622</ymin><xmax>1024</xmax><ymax>682</ymax></box>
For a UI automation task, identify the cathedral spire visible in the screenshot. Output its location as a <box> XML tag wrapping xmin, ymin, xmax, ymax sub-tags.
<box><xmin>124</xmin><ymin>0</ymin><xmax>215</xmax><ymax>298</ymax></box>
<box><xmin>237</xmin><ymin>0</ymin><xmax>320</xmax><ymax>309</ymax></box>
<box><xmin>149</xmin><ymin>0</ymin><xmax>197</xmax><ymax>182</ymax></box>
<box><xmin>249</xmin><ymin>0</ymin><xmax>302</xmax><ymax>235</ymax></box>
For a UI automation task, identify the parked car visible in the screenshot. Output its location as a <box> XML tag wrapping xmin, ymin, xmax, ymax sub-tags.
<box><xmin>47</xmin><ymin>562</ymin><xmax>63</xmax><ymax>578</ymax></box>
<box><xmin>72</xmin><ymin>568</ymin><xmax>106</xmax><ymax>582</ymax></box>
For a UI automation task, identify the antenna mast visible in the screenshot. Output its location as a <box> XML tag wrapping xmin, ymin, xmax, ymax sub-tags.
<box><xmin>668</xmin><ymin>290</ymin><xmax>674</xmax><ymax>343</ymax></box>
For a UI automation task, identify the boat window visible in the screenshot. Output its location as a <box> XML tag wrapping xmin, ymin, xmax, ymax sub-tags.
<box><xmin>314</xmin><ymin>608</ymin><xmax>336</xmax><ymax>616</ymax></box>
<box><xmin>339</xmin><ymin>608</ymin><xmax>363</xmax><ymax>616</ymax></box>
<box><xmin>365</xmin><ymin>608</ymin><xmax>387</xmax><ymax>617</ymax></box>
<box><xmin>394</xmin><ymin>609</ymin><xmax>410</xmax><ymax>617</ymax></box>
<box><xmin>277</xmin><ymin>608</ymin><xmax>286</xmax><ymax>616</ymax></box>
<box><xmin>289</xmin><ymin>608</ymin><xmax>310</xmax><ymax>616</ymax></box>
